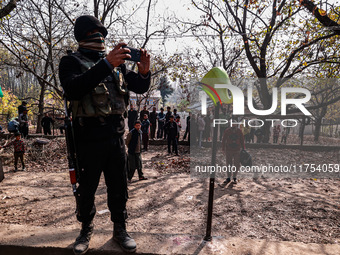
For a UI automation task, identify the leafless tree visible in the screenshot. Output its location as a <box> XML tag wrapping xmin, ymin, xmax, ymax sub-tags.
<box><xmin>188</xmin><ymin>0</ymin><xmax>340</xmax><ymax>142</ymax></box>
<box><xmin>0</xmin><ymin>0</ymin><xmax>78</xmax><ymax>132</ymax></box>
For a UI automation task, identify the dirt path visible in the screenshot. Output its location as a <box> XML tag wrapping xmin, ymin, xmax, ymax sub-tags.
<box><xmin>0</xmin><ymin>143</ymin><xmax>339</xmax><ymax>246</ymax></box>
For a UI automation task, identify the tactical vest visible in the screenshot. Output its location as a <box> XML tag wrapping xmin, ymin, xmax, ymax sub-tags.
<box><xmin>68</xmin><ymin>52</ymin><xmax>129</xmax><ymax>118</ymax></box>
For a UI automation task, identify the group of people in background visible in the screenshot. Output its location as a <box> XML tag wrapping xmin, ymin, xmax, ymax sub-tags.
<box><xmin>7</xmin><ymin>101</ymin><xmax>57</xmax><ymax>138</ymax></box>
<box><xmin>1</xmin><ymin>101</ymin><xmax>59</xmax><ymax>173</ymax></box>
<box><xmin>127</xmin><ymin>105</ymin><xmax>188</xmax><ymax>155</ymax></box>
<box><xmin>126</xmin><ymin>105</ymin><xmax>186</xmax><ymax>182</ymax></box>
<box><xmin>242</xmin><ymin>124</ymin><xmax>289</xmax><ymax>144</ymax></box>
<box><xmin>127</xmin><ymin>105</ymin><xmax>291</xmax><ymax>159</ymax></box>
<box><xmin>2</xmin><ymin>102</ymin><xmax>291</xmax><ymax>180</ymax></box>
<box><xmin>0</xmin><ymin>101</ymin><xmax>29</xmax><ymax>172</ymax></box>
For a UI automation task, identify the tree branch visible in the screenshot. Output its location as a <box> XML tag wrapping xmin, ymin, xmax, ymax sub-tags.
<box><xmin>300</xmin><ymin>0</ymin><xmax>340</xmax><ymax>35</ymax></box>
<box><xmin>0</xmin><ymin>0</ymin><xmax>19</xmax><ymax>19</ymax></box>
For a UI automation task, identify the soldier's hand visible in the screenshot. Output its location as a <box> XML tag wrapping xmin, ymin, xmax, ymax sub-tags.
<box><xmin>137</xmin><ymin>49</ymin><xmax>150</xmax><ymax>76</ymax></box>
<box><xmin>106</xmin><ymin>42</ymin><xmax>130</xmax><ymax>67</ymax></box>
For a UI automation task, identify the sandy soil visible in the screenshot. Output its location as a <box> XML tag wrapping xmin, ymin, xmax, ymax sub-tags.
<box><xmin>0</xmin><ymin>138</ymin><xmax>339</xmax><ymax>246</ymax></box>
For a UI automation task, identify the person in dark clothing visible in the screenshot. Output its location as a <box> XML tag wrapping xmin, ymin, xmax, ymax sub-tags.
<box><xmin>183</xmin><ymin>112</ymin><xmax>191</xmax><ymax>142</ymax></box>
<box><xmin>222</xmin><ymin>124</ymin><xmax>245</xmax><ymax>183</ymax></box>
<box><xmin>58</xmin><ymin>15</ymin><xmax>150</xmax><ymax>255</ymax></box>
<box><xmin>255</xmin><ymin>128</ymin><xmax>264</xmax><ymax>143</ymax></box>
<box><xmin>141</xmin><ymin>114</ymin><xmax>150</xmax><ymax>151</ymax></box>
<box><xmin>127</xmin><ymin>105</ymin><xmax>138</xmax><ymax>131</ymax></box>
<box><xmin>173</xmin><ymin>108</ymin><xmax>179</xmax><ymax>119</ymax></box>
<box><xmin>203</xmin><ymin>112</ymin><xmax>211</xmax><ymax>142</ymax></box>
<box><xmin>164</xmin><ymin>106</ymin><xmax>172</xmax><ymax>139</ymax></box>
<box><xmin>273</xmin><ymin>125</ymin><xmax>280</xmax><ymax>144</ymax></box>
<box><xmin>139</xmin><ymin>105</ymin><xmax>149</xmax><ymax>120</ymax></box>
<box><xmin>7</xmin><ymin>118</ymin><xmax>20</xmax><ymax>134</ymax></box>
<box><xmin>126</xmin><ymin>120</ymin><xmax>147</xmax><ymax>182</ymax></box>
<box><xmin>18</xmin><ymin>101</ymin><xmax>27</xmax><ymax>116</ymax></box>
<box><xmin>41</xmin><ymin>113</ymin><xmax>54</xmax><ymax>135</ymax></box>
<box><xmin>197</xmin><ymin>114</ymin><xmax>205</xmax><ymax>147</ymax></box>
<box><xmin>55</xmin><ymin>117</ymin><xmax>66</xmax><ymax>135</ymax></box>
<box><xmin>165</xmin><ymin>106</ymin><xmax>172</xmax><ymax>122</ymax></box>
<box><xmin>19</xmin><ymin>109</ymin><xmax>29</xmax><ymax>138</ymax></box>
<box><xmin>164</xmin><ymin>115</ymin><xmax>178</xmax><ymax>155</ymax></box>
<box><xmin>157</xmin><ymin>108</ymin><xmax>165</xmax><ymax>139</ymax></box>
<box><xmin>190</xmin><ymin>114</ymin><xmax>198</xmax><ymax>145</ymax></box>
<box><xmin>249</xmin><ymin>127</ymin><xmax>255</xmax><ymax>143</ymax></box>
<box><xmin>149</xmin><ymin>107</ymin><xmax>157</xmax><ymax>140</ymax></box>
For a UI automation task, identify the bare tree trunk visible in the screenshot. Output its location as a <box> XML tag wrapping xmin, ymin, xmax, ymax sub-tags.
<box><xmin>313</xmin><ymin>106</ymin><xmax>327</xmax><ymax>142</ymax></box>
<box><xmin>258</xmin><ymin>80</ymin><xmax>273</xmax><ymax>143</ymax></box>
<box><xmin>299</xmin><ymin>118</ymin><xmax>306</xmax><ymax>146</ymax></box>
<box><xmin>262</xmin><ymin>122</ymin><xmax>271</xmax><ymax>143</ymax></box>
<box><xmin>314</xmin><ymin>118</ymin><xmax>322</xmax><ymax>142</ymax></box>
<box><xmin>35</xmin><ymin>81</ymin><xmax>45</xmax><ymax>133</ymax></box>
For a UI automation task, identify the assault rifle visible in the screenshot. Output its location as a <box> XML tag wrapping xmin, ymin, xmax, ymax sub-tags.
<box><xmin>63</xmin><ymin>97</ymin><xmax>80</xmax><ymax>213</ymax></box>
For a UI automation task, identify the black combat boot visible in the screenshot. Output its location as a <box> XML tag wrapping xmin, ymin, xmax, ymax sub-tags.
<box><xmin>113</xmin><ymin>222</ymin><xmax>136</xmax><ymax>253</ymax></box>
<box><xmin>73</xmin><ymin>222</ymin><xmax>94</xmax><ymax>255</ymax></box>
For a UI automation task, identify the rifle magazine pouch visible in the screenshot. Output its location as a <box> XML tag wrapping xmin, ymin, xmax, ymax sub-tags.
<box><xmin>91</xmin><ymin>83</ymin><xmax>111</xmax><ymax>116</ymax></box>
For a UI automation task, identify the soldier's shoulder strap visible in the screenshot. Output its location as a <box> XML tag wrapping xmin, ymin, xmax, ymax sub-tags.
<box><xmin>66</xmin><ymin>50</ymin><xmax>95</xmax><ymax>72</ymax></box>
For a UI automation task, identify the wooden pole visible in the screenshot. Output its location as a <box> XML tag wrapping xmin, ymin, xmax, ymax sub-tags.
<box><xmin>204</xmin><ymin>103</ymin><xmax>220</xmax><ymax>241</ymax></box>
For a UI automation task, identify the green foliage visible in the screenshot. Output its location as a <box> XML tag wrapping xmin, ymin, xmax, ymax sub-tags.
<box><xmin>0</xmin><ymin>88</ymin><xmax>19</xmax><ymax>119</ymax></box>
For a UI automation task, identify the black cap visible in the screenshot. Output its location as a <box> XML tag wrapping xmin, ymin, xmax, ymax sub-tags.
<box><xmin>74</xmin><ymin>15</ymin><xmax>108</xmax><ymax>42</ymax></box>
